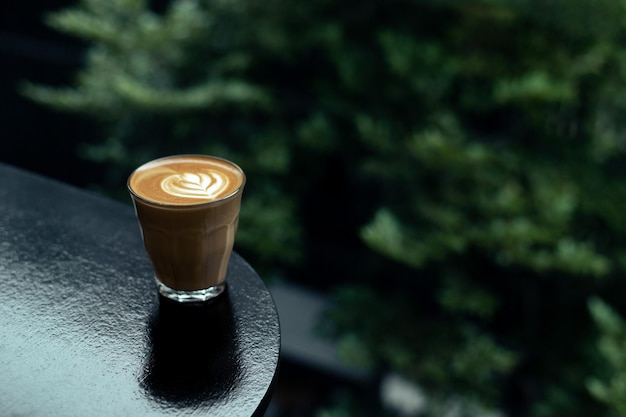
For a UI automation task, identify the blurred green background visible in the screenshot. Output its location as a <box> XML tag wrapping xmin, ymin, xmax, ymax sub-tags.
<box><xmin>5</xmin><ymin>0</ymin><xmax>626</xmax><ymax>416</ymax></box>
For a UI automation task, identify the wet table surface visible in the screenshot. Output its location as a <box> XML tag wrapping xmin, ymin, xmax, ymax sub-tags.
<box><xmin>0</xmin><ymin>162</ymin><xmax>280</xmax><ymax>416</ymax></box>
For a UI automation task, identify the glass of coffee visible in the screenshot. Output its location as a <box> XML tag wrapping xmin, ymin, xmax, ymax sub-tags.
<box><xmin>128</xmin><ymin>155</ymin><xmax>245</xmax><ymax>303</ymax></box>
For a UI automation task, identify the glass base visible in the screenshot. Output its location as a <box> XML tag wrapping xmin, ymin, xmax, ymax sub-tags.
<box><xmin>155</xmin><ymin>278</ymin><xmax>226</xmax><ymax>303</ymax></box>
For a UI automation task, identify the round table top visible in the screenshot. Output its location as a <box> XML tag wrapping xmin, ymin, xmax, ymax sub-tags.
<box><xmin>0</xmin><ymin>162</ymin><xmax>280</xmax><ymax>417</ymax></box>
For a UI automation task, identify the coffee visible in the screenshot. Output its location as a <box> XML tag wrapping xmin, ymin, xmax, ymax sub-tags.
<box><xmin>129</xmin><ymin>156</ymin><xmax>244</xmax><ymax>205</ymax></box>
<box><xmin>128</xmin><ymin>155</ymin><xmax>246</xmax><ymax>302</ymax></box>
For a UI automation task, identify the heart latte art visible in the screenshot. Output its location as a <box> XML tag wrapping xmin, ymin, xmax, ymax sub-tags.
<box><xmin>128</xmin><ymin>155</ymin><xmax>245</xmax><ymax>205</ymax></box>
<box><xmin>162</xmin><ymin>171</ymin><xmax>231</xmax><ymax>199</ymax></box>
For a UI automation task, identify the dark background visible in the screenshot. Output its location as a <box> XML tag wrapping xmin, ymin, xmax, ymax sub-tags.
<box><xmin>1</xmin><ymin>1</ymin><xmax>99</xmax><ymax>187</ymax></box>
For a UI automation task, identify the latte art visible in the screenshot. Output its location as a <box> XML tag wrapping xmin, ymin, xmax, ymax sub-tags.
<box><xmin>128</xmin><ymin>155</ymin><xmax>245</xmax><ymax>205</ymax></box>
<box><xmin>162</xmin><ymin>171</ymin><xmax>230</xmax><ymax>199</ymax></box>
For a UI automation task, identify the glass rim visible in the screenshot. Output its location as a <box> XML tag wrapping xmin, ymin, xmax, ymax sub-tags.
<box><xmin>127</xmin><ymin>154</ymin><xmax>246</xmax><ymax>208</ymax></box>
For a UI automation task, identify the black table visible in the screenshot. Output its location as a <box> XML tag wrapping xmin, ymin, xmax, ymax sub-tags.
<box><xmin>0</xmin><ymin>162</ymin><xmax>280</xmax><ymax>416</ymax></box>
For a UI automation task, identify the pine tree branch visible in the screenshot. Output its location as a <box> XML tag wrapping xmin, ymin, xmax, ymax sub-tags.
<box><xmin>113</xmin><ymin>77</ymin><xmax>272</xmax><ymax>112</ymax></box>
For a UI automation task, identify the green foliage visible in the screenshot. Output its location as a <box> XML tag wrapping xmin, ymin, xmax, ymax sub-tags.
<box><xmin>324</xmin><ymin>285</ymin><xmax>516</xmax><ymax>407</ymax></box>
<box><xmin>23</xmin><ymin>0</ymin><xmax>626</xmax><ymax>415</ymax></box>
<box><xmin>587</xmin><ymin>297</ymin><xmax>626</xmax><ymax>417</ymax></box>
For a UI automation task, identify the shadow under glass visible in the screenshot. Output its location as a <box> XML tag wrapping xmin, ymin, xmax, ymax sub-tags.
<box><xmin>140</xmin><ymin>293</ymin><xmax>241</xmax><ymax>408</ymax></box>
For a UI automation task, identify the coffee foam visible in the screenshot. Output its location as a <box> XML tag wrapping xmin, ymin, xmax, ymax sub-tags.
<box><xmin>129</xmin><ymin>155</ymin><xmax>244</xmax><ymax>205</ymax></box>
